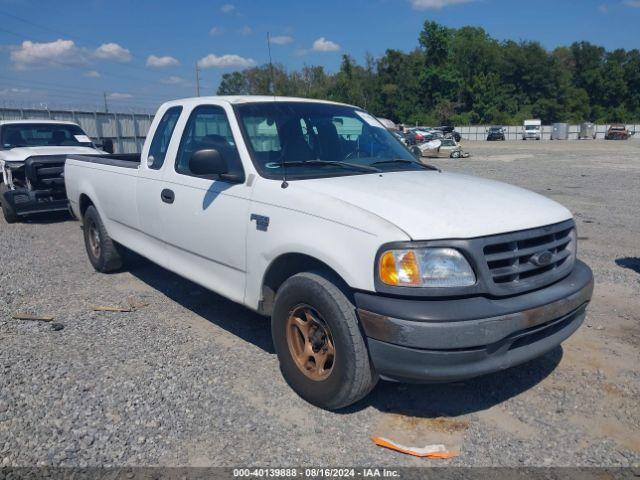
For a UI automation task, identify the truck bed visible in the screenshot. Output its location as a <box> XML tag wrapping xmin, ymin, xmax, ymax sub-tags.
<box><xmin>67</xmin><ymin>153</ymin><xmax>141</xmax><ymax>169</ymax></box>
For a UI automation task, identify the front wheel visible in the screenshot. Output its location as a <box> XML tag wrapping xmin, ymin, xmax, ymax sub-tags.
<box><xmin>271</xmin><ymin>271</ymin><xmax>378</xmax><ymax>410</ymax></box>
<box><xmin>451</xmin><ymin>150</ymin><xmax>461</xmax><ymax>158</ymax></box>
<box><xmin>83</xmin><ymin>205</ymin><xmax>123</xmax><ymax>272</ymax></box>
<box><xmin>0</xmin><ymin>184</ymin><xmax>18</xmax><ymax>223</ymax></box>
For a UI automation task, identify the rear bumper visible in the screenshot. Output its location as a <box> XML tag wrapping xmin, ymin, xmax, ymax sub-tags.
<box><xmin>356</xmin><ymin>260</ymin><xmax>593</xmax><ymax>383</ymax></box>
<box><xmin>2</xmin><ymin>188</ymin><xmax>69</xmax><ymax>216</ymax></box>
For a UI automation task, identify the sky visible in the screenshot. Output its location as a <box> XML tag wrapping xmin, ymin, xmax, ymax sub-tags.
<box><xmin>0</xmin><ymin>0</ymin><xmax>639</xmax><ymax>113</ymax></box>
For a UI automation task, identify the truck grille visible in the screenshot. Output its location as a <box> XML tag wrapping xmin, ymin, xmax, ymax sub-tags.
<box><xmin>482</xmin><ymin>221</ymin><xmax>575</xmax><ymax>290</ymax></box>
<box><xmin>25</xmin><ymin>155</ymin><xmax>66</xmax><ymax>191</ymax></box>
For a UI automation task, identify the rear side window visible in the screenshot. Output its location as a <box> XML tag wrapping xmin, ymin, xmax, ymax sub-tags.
<box><xmin>148</xmin><ymin>106</ymin><xmax>182</xmax><ymax>170</ymax></box>
<box><xmin>175</xmin><ymin>105</ymin><xmax>241</xmax><ymax>177</ymax></box>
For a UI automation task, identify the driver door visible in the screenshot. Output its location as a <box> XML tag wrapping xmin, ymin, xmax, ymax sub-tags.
<box><xmin>159</xmin><ymin>103</ymin><xmax>251</xmax><ymax>304</ymax></box>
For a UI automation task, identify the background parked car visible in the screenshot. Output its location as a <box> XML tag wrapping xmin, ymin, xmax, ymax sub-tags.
<box><xmin>605</xmin><ymin>124</ymin><xmax>632</xmax><ymax>140</ymax></box>
<box><xmin>412</xmin><ymin>137</ymin><xmax>468</xmax><ymax>159</ymax></box>
<box><xmin>391</xmin><ymin>130</ymin><xmax>408</xmax><ymax>145</ymax></box>
<box><xmin>402</xmin><ymin>129</ymin><xmax>417</xmax><ymax>146</ymax></box>
<box><xmin>411</xmin><ymin>128</ymin><xmax>444</xmax><ymax>143</ymax></box>
<box><xmin>487</xmin><ymin>126</ymin><xmax>506</xmax><ymax>141</ymax></box>
<box><xmin>435</xmin><ymin>125</ymin><xmax>462</xmax><ymax>142</ymax></box>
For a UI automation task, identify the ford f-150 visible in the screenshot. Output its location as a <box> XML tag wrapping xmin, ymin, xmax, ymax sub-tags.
<box><xmin>64</xmin><ymin>96</ymin><xmax>594</xmax><ymax>409</ymax></box>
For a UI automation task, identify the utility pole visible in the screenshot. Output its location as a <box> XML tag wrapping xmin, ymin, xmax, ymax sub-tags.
<box><xmin>103</xmin><ymin>92</ymin><xmax>109</xmax><ymax>113</ymax></box>
<box><xmin>195</xmin><ymin>62</ymin><xmax>201</xmax><ymax>97</ymax></box>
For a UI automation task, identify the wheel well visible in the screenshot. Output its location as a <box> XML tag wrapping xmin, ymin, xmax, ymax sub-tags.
<box><xmin>260</xmin><ymin>253</ymin><xmax>351</xmax><ymax>316</ymax></box>
<box><xmin>79</xmin><ymin>194</ymin><xmax>94</xmax><ymax>218</ymax></box>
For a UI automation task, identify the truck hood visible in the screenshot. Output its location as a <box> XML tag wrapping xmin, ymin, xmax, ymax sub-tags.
<box><xmin>298</xmin><ymin>170</ymin><xmax>573</xmax><ymax>240</ymax></box>
<box><xmin>0</xmin><ymin>146</ymin><xmax>103</xmax><ymax>162</ymax></box>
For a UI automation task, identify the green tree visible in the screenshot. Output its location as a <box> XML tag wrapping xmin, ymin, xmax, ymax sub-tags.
<box><xmin>217</xmin><ymin>21</ymin><xmax>640</xmax><ymax>124</ymax></box>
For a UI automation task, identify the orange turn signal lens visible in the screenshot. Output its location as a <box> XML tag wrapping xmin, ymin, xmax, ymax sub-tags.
<box><xmin>379</xmin><ymin>250</ymin><xmax>422</xmax><ymax>286</ymax></box>
<box><xmin>379</xmin><ymin>251</ymin><xmax>398</xmax><ymax>286</ymax></box>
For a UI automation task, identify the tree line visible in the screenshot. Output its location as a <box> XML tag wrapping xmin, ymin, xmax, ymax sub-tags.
<box><xmin>217</xmin><ymin>20</ymin><xmax>640</xmax><ymax>126</ymax></box>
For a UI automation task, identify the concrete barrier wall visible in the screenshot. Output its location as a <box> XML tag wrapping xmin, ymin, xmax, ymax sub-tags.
<box><xmin>0</xmin><ymin>108</ymin><xmax>154</xmax><ymax>153</ymax></box>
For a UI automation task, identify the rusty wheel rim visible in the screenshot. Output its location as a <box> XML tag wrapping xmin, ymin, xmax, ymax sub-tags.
<box><xmin>87</xmin><ymin>220</ymin><xmax>101</xmax><ymax>259</ymax></box>
<box><xmin>286</xmin><ymin>304</ymin><xmax>335</xmax><ymax>381</ymax></box>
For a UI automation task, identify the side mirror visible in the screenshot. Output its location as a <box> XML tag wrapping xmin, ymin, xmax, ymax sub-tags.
<box><xmin>189</xmin><ymin>149</ymin><xmax>229</xmax><ymax>177</ymax></box>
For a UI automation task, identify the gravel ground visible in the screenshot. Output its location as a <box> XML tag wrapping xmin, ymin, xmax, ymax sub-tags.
<box><xmin>1</xmin><ymin>140</ymin><xmax>639</xmax><ymax>468</ymax></box>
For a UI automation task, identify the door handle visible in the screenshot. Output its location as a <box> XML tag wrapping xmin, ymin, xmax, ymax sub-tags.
<box><xmin>161</xmin><ymin>188</ymin><xmax>175</xmax><ymax>204</ymax></box>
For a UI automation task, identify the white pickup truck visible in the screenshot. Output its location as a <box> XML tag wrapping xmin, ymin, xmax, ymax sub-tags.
<box><xmin>0</xmin><ymin>120</ymin><xmax>109</xmax><ymax>222</ymax></box>
<box><xmin>64</xmin><ymin>96</ymin><xmax>594</xmax><ymax>409</ymax></box>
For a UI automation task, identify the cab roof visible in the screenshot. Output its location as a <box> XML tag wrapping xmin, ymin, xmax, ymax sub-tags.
<box><xmin>0</xmin><ymin>120</ymin><xmax>80</xmax><ymax>126</ymax></box>
<box><xmin>161</xmin><ymin>95</ymin><xmax>358</xmax><ymax>109</ymax></box>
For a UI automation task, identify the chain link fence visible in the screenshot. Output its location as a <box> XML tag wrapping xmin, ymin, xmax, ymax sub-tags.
<box><xmin>457</xmin><ymin>124</ymin><xmax>640</xmax><ymax>141</ymax></box>
<box><xmin>3</xmin><ymin>108</ymin><xmax>639</xmax><ymax>150</ymax></box>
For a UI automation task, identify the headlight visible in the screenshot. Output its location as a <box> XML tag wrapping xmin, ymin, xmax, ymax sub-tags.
<box><xmin>379</xmin><ymin>247</ymin><xmax>476</xmax><ymax>288</ymax></box>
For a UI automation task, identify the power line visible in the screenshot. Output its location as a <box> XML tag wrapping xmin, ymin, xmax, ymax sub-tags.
<box><xmin>0</xmin><ymin>13</ymin><xmax>216</xmax><ymax>102</ymax></box>
<box><xmin>0</xmin><ymin>76</ymin><xmax>173</xmax><ymax>102</ymax></box>
<box><xmin>0</xmin><ymin>10</ymin><xmax>173</xmax><ymax>76</ymax></box>
<box><xmin>0</xmin><ymin>25</ymin><xmax>188</xmax><ymax>90</ymax></box>
<box><xmin>0</xmin><ymin>78</ymin><xmax>158</xmax><ymax>100</ymax></box>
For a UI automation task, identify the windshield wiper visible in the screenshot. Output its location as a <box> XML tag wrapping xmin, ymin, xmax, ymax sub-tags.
<box><xmin>277</xmin><ymin>160</ymin><xmax>381</xmax><ymax>173</ymax></box>
<box><xmin>370</xmin><ymin>158</ymin><xmax>440</xmax><ymax>172</ymax></box>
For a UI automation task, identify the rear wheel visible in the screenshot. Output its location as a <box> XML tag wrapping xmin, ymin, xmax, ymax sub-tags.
<box><xmin>83</xmin><ymin>205</ymin><xmax>123</xmax><ymax>272</ymax></box>
<box><xmin>0</xmin><ymin>184</ymin><xmax>18</xmax><ymax>224</ymax></box>
<box><xmin>272</xmin><ymin>271</ymin><xmax>378</xmax><ymax>410</ymax></box>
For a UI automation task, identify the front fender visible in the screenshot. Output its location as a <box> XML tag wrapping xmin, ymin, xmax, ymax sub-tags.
<box><xmin>243</xmin><ymin>206</ymin><xmax>409</xmax><ymax>311</ymax></box>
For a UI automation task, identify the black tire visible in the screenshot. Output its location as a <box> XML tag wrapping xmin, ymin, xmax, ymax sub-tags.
<box><xmin>82</xmin><ymin>205</ymin><xmax>123</xmax><ymax>272</ymax></box>
<box><xmin>451</xmin><ymin>150</ymin><xmax>461</xmax><ymax>159</ymax></box>
<box><xmin>0</xmin><ymin>184</ymin><xmax>18</xmax><ymax>224</ymax></box>
<box><xmin>271</xmin><ymin>271</ymin><xmax>378</xmax><ymax>410</ymax></box>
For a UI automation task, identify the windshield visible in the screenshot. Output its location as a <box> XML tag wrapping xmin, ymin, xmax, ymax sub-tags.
<box><xmin>489</xmin><ymin>127</ymin><xmax>502</xmax><ymax>132</ymax></box>
<box><xmin>1</xmin><ymin>123</ymin><xmax>93</xmax><ymax>149</ymax></box>
<box><xmin>525</xmin><ymin>125</ymin><xmax>539</xmax><ymax>131</ymax></box>
<box><xmin>235</xmin><ymin>102</ymin><xmax>421</xmax><ymax>179</ymax></box>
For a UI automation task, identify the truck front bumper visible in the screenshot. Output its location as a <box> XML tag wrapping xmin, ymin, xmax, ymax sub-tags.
<box><xmin>2</xmin><ymin>188</ymin><xmax>69</xmax><ymax>216</ymax></box>
<box><xmin>355</xmin><ymin>260</ymin><xmax>594</xmax><ymax>383</ymax></box>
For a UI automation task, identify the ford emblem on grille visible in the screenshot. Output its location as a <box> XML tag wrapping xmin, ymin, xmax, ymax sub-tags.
<box><xmin>531</xmin><ymin>250</ymin><xmax>553</xmax><ymax>266</ymax></box>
